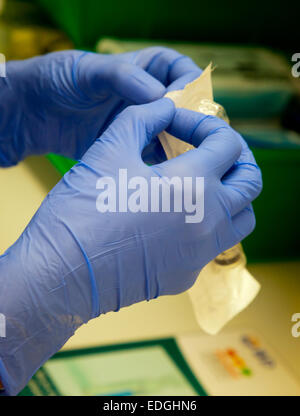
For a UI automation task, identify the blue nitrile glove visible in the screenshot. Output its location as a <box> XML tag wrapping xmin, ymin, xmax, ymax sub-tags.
<box><xmin>0</xmin><ymin>99</ymin><xmax>262</xmax><ymax>395</ymax></box>
<box><xmin>0</xmin><ymin>48</ymin><xmax>201</xmax><ymax>167</ymax></box>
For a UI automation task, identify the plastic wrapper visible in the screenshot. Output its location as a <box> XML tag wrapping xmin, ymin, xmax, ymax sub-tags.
<box><xmin>158</xmin><ymin>65</ymin><xmax>260</xmax><ymax>334</ymax></box>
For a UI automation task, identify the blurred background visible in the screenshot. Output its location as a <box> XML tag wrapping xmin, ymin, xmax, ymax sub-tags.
<box><xmin>0</xmin><ymin>0</ymin><xmax>299</xmax><ymax>396</ymax></box>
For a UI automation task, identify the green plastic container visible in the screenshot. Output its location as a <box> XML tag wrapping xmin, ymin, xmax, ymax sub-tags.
<box><xmin>242</xmin><ymin>148</ymin><xmax>300</xmax><ymax>263</ymax></box>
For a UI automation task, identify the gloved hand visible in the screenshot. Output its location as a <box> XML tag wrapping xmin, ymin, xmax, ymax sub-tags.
<box><xmin>0</xmin><ymin>48</ymin><xmax>201</xmax><ymax>167</ymax></box>
<box><xmin>0</xmin><ymin>99</ymin><xmax>262</xmax><ymax>395</ymax></box>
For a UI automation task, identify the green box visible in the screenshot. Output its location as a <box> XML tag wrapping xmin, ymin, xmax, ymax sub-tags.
<box><xmin>242</xmin><ymin>148</ymin><xmax>300</xmax><ymax>262</ymax></box>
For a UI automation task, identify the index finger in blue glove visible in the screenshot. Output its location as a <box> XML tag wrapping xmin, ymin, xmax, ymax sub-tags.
<box><xmin>76</xmin><ymin>52</ymin><xmax>166</xmax><ymax>104</ymax></box>
<box><xmin>166</xmin><ymin>70</ymin><xmax>203</xmax><ymax>93</ymax></box>
<box><xmin>131</xmin><ymin>47</ymin><xmax>202</xmax><ymax>87</ymax></box>
<box><xmin>163</xmin><ymin>108</ymin><xmax>262</xmax><ymax>216</ymax></box>
<box><xmin>165</xmin><ymin>108</ymin><xmax>242</xmax><ymax>178</ymax></box>
<box><xmin>220</xmin><ymin>140</ymin><xmax>263</xmax><ymax>217</ymax></box>
<box><xmin>83</xmin><ymin>98</ymin><xmax>176</xmax><ymax>169</ymax></box>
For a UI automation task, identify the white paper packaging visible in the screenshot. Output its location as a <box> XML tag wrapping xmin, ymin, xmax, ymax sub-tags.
<box><xmin>158</xmin><ymin>66</ymin><xmax>260</xmax><ymax>335</ymax></box>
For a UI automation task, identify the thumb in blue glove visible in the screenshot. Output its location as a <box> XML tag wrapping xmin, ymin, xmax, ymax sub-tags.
<box><xmin>0</xmin><ymin>99</ymin><xmax>262</xmax><ymax>395</ymax></box>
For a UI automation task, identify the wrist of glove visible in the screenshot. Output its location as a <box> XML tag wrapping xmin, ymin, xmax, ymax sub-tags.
<box><xmin>0</xmin><ymin>186</ymin><xmax>172</xmax><ymax>396</ymax></box>
<box><xmin>0</xmin><ymin>206</ymin><xmax>82</xmax><ymax>395</ymax></box>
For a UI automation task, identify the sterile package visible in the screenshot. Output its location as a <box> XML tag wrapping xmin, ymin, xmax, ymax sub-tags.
<box><xmin>158</xmin><ymin>66</ymin><xmax>261</xmax><ymax>335</ymax></box>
